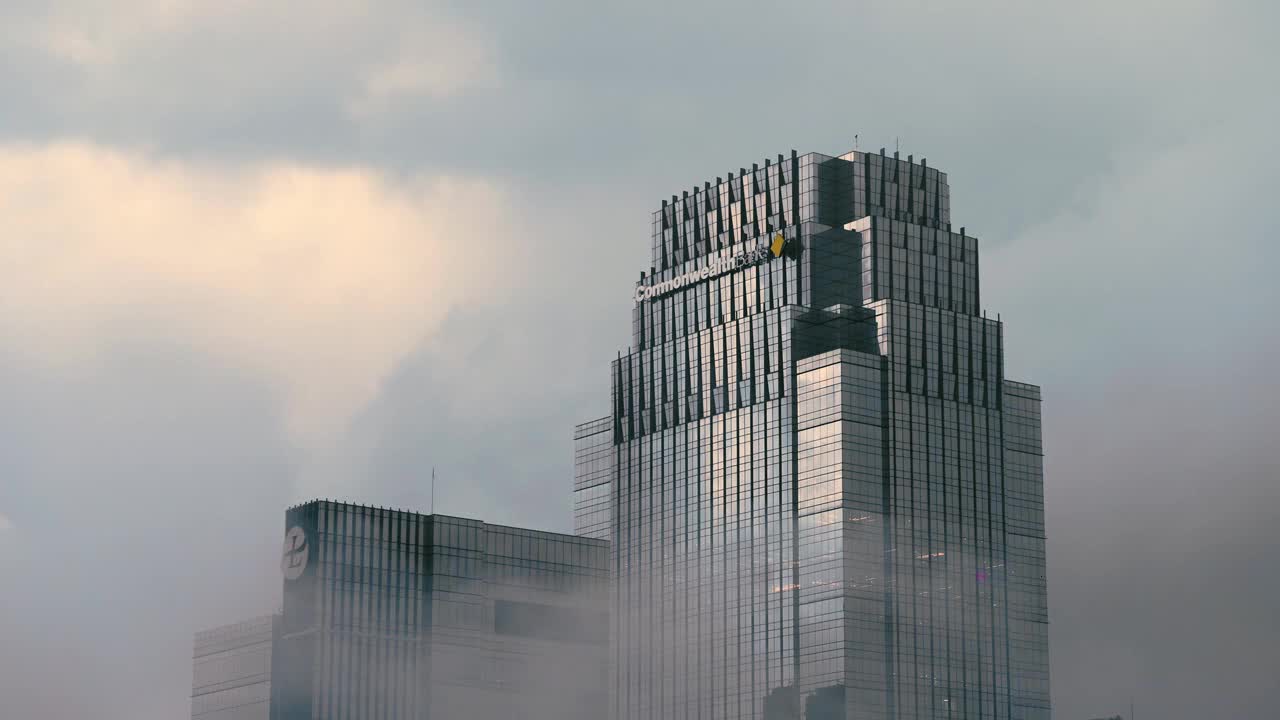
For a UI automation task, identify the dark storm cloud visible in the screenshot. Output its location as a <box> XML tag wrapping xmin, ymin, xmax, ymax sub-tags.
<box><xmin>0</xmin><ymin>1</ymin><xmax>1277</xmax><ymax>719</ymax></box>
<box><xmin>6</xmin><ymin>2</ymin><xmax>1268</xmax><ymax>244</ymax></box>
<box><xmin>5</xmin><ymin>1</ymin><xmax>1264</xmax><ymax>241</ymax></box>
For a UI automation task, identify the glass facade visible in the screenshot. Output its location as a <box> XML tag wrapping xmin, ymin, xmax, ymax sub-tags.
<box><xmin>586</xmin><ymin>148</ymin><xmax>1049</xmax><ymax>719</ymax></box>
<box><xmin>574</xmin><ymin>416</ymin><xmax>615</xmax><ymax>541</ymax></box>
<box><xmin>192</xmin><ymin>615</ymin><xmax>277</xmax><ymax>720</ymax></box>
<box><xmin>272</xmin><ymin>500</ymin><xmax>610</xmax><ymax>720</ymax></box>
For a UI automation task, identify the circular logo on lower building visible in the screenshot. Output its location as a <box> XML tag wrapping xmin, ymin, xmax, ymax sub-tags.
<box><xmin>281</xmin><ymin>526</ymin><xmax>309</xmax><ymax>580</ymax></box>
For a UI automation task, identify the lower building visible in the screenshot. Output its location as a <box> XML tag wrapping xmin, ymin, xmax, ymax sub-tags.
<box><xmin>271</xmin><ymin>500</ymin><xmax>610</xmax><ymax>720</ymax></box>
<box><xmin>192</xmin><ymin>615</ymin><xmax>278</xmax><ymax>720</ymax></box>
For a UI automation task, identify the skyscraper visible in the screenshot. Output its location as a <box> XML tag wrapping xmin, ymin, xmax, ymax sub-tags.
<box><xmin>576</xmin><ymin>148</ymin><xmax>1049</xmax><ymax>720</ymax></box>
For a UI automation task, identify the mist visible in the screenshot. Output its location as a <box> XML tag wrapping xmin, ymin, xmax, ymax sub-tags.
<box><xmin>2</xmin><ymin>1</ymin><xmax>1277</xmax><ymax>719</ymax></box>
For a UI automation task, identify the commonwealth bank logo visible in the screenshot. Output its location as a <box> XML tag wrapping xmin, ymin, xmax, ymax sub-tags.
<box><xmin>633</xmin><ymin>231</ymin><xmax>795</xmax><ymax>304</ymax></box>
<box><xmin>281</xmin><ymin>526</ymin><xmax>309</xmax><ymax>581</ymax></box>
<box><xmin>770</xmin><ymin>232</ymin><xmax>787</xmax><ymax>258</ymax></box>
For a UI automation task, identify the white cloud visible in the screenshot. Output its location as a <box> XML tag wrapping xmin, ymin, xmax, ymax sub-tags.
<box><xmin>0</xmin><ymin>142</ymin><xmax>527</xmax><ymax>442</ymax></box>
<box><xmin>984</xmin><ymin>105</ymin><xmax>1278</xmax><ymax>383</ymax></box>
<box><xmin>4</xmin><ymin>0</ymin><xmax>212</xmax><ymax>69</ymax></box>
<box><xmin>1</xmin><ymin>1</ymin><xmax>498</xmax><ymax>123</ymax></box>
<box><xmin>348</xmin><ymin>25</ymin><xmax>500</xmax><ymax>119</ymax></box>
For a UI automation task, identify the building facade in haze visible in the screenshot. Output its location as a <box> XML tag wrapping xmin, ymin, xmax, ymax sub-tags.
<box><xmin>271</xmin><ymin>500</ymin><xmax>609</xmax><ymax>720</ymax></box>
<box><xmin>574</xmin><ymin>416</ymin><xmax>615</xmax><ymax>541</ymax></box>
<box><xmin>192</xmin><ymin>615</ymin><xmax>278</xmax><ymax>720</ymax></box>
<box><xmin>576</xmin><ymin>148</ymin><xmax>1050</xmax><ymax>720</ymax></box>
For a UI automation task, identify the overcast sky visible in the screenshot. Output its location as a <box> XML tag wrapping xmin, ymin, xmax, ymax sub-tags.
<box><xmin>1</xmin><ymin>2</ymin><xmax>1276</xmax><ymax>719</ymax></box>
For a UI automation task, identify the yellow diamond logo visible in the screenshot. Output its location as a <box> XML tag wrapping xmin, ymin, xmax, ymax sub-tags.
<box><xmin>770</xmin><ymin>233</ymin><xmax>786</xmax><ymax>258</ymax></box>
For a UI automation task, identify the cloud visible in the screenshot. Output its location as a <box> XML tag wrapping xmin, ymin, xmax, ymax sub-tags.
<box><xmin>982</xmin><ymin>99</ymin><xmax>1280</xmax><ymax>720</ymax></box>
<box><xmin>0</xmin><ymin>2</ymin><xmax>1276</xmax><ymax>719</ymax></box>
<box><xmin>2</xmin><ymin>0</ymin><xmax>197</xmax><ymax>69</ymax></box>
<box><xmin>986</xmin><ymin>104</ymin><xmax>1279</xmax><ymax>381</ymax></box>
<box><xmin>0</xmin><ymin>512</ymin><xmax>11</xmax><ymax>531</ymax></box>
<box><xmin>0</xmin><ymin>345</ymin><xmax>297</xmax><ymax>720</ymax></box>
<box><xmin>0</xmin><ymin>2</ymin><xmax>498</xmax><ymax>156</ymax></box>
<box><xmin>0</xmin><ymin>141</ymin><xmax>524</xmax><ymax>441</ymax></box>
<box><xmin>348</xmin><ymin>25</ymin><xmax>500</xmax><ymax>119</ymax></box>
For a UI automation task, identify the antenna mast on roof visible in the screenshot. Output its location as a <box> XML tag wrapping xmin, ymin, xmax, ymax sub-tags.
<box><xmin>431</xmin><ymin>467</ymin><xmax>436</xmax><ymax>515</ymax></box>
